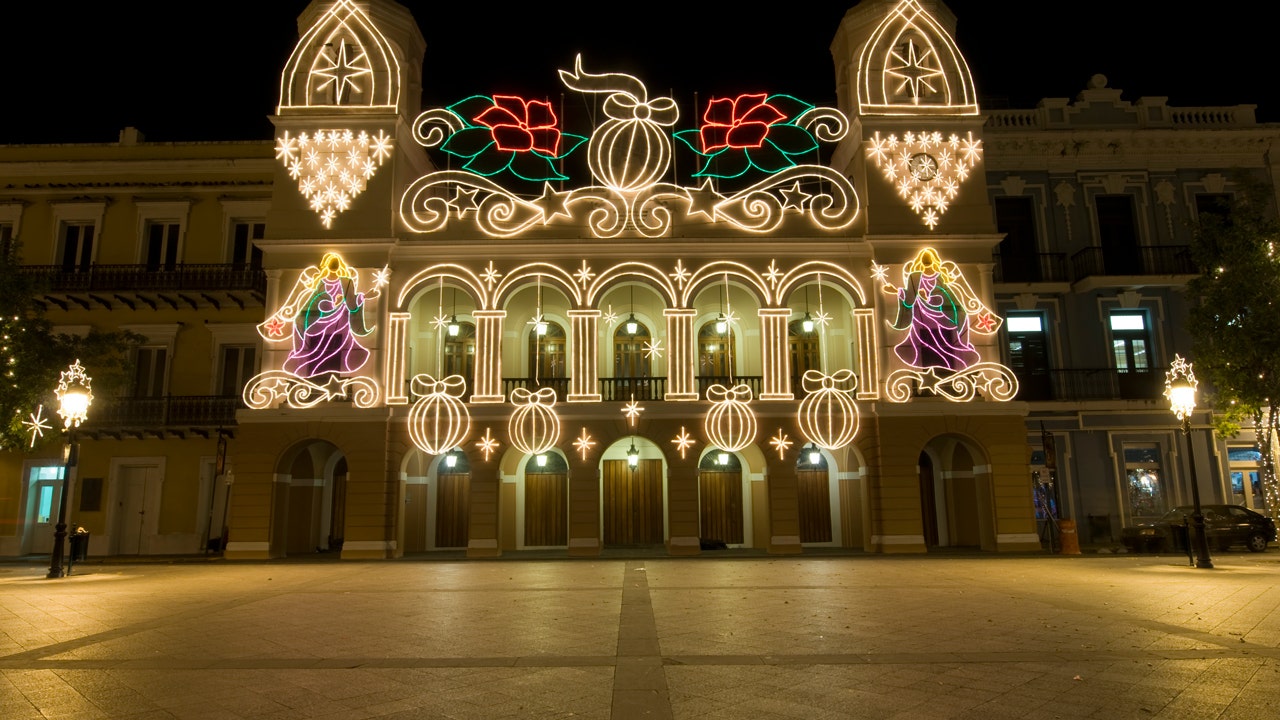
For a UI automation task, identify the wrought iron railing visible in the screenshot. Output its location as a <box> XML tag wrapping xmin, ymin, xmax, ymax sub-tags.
<box><xmin>696</xmin><ymin>376</ymin><xmax>763</xmax><ymax>398</ymax></box>
<box><xmin>83</xmin><ymin>395</ymin><xmax>242</xmax><ymax>429</ymax></box>
<box><xmin>18</xmin><ymin>263</ymin><xmax>267</xmax><ymax>294</ymax></box>
<box><xmin>1069</xmin><ymin>246</ymin><xmax>1195</xmax><ymax>281</ymax></box>
<box><xmin>1014</xmin><ymin>368</ymin><xmax>1167</xmax><ymax>402</ymax></box>
<box><xmin>501</xmin><ymin>377</ymin><xmax>570</xmax><ymax>401</ymax></box>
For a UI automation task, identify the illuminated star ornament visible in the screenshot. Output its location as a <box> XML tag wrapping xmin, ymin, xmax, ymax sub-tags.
<box><xmin>769</xmin><ymin>429</ymin><xmax>793</xmax><ymax>459</ymax></box>
<box><xmin>672</xmin><ymin>426</ymin><xmax>695</xmax><ymax>459</ymax></box>
<box><xmin>643</xmin><ymin>338</ymin><xmax>664</xmax><ymax>360</ymax></box>
<box><xmin>23</xmin><ymin>405</ymin><xmax>51</xmax><ymax>448</ymax></box>
<box><xmin>622</xmin><ymin>395</ymin><xmax>644</xmax><ymax>426</ymax></box>
<box><xmin>314</xmin><ymin>39</ymin><xmax>372</xmax><ymax>104</ymax></box>
<box><xmin>476</xmin><ymin>427</ymin><xmax>500</xmax><ymax>461</ymax></box>
<box><xmin>574</xmin><ymin>428</ymin><xmax>596</xmax><ymax>461</ymax></box>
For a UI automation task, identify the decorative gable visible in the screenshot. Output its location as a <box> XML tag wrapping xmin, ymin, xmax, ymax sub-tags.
<box><xmin>856</xmin><ymin>0</ymin><xmax>978</xmax><ymax>116</ymax></box>
<box><xmin>278</xmin><ymin>0</ymin><xmax>401</xmax><ymax>111</ymax></box>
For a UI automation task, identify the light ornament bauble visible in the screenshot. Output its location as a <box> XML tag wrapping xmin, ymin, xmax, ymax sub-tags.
<box><xmin>508</xmin><ymin>386</ymin><xmax>562</xmax><ymax>455</ymax></box>
<box><xmin>797</xmin><ymin>369</ymin><xmax>860</xmax><ymax>450</ymax></box>
<box><xmin>704</xmin><ymin>383</ymin><xmax>757</xmax><ymax>453</ymax></box>
<box><xmin>559</xmin><ymin>55</ymin><xmax>678</xmax><ymax>193</ymax></box>
<box><xmin>407</xmin><ymin>374</ymin><xmax>471</xmax><ymax>455</ymax></box>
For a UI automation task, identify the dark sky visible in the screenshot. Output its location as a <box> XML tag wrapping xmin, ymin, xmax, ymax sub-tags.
<box><xmin>2</xmin><ymin>1</ymin><xmax>1272</xmax><ymax>144</ymax></box>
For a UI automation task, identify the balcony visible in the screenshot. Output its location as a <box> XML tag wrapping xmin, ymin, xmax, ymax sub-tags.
<box><xmin>600</xmin><ymin>377</ymin><xmax>666</xmax><ymax>401</ymax></box>
<box><xmin>81</xmin><ymin>395</ymin><xmax>242</xmax><ymax>439</ymax></box>
<box><xmin>992</xmin><ymin>253</ymin><xmax>1069</xmax><ymax>284</ymax></box>
<box><xmin>1068</xmin><ymin>246</ymin><xmax>1196</xmax><ymax>284</ymax></box>
<box><xmin>19</xmin><ymin>263</ymin><xmax>267</xmax><ymax>311</ymax></box>
<box><xmin>1014</xmin><ymin>368</ymin><xmax>1166</xmax><ymax>402</ymax></box>
<box><xmin>502</xmin><ymin>377</ymin><xmax>570</xmax><ymax>401</ymax></box>
<box><xmin>696</xmin><ymin>376</ymin><xmax>763</xmax><ymax>399</ymax></box>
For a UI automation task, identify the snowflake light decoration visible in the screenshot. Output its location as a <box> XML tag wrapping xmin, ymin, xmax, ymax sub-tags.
<box><xmin>23</xmin><ymin>405</ymin><xmax>51</xmax><ymax>448</ymax></box>
<box><xmin>276</xmin><ymin>129</ymin><xmax>393</xmax><ymax>229</ymax></box>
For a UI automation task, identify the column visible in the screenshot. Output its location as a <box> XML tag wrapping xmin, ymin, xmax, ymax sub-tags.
<box><xmin>472</xmin><ymin>310</ymin><xmax>506</xmax><ymax>403</ymax></box>
<box><xmin>384</xmin><ymin>312</ymin><xmax>410</xmax><ymax>405</ymax></box>
<box><xmin>854</xmin><ymin>308</ymin><xmax>880</xmax><ymax>400</ymax></box>
<box><xmin>758</xmin><ymin>308</ymin><xmax>793</xmax><ymax>400</ymax></box>
<box><xmin>664</xmin><ymin>308</ymin><xmax>697</xmax><ymax>401</ymax></box>
<box><xmin>568</xmin><ymin>309</ymin><xmax>602</xmax><ymax>402</ymax></box>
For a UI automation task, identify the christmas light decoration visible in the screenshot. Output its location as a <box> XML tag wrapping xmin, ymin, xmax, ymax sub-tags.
<box><xmin>400</xmin><ymin>56</ymin><xmax>858</xmax><ymax>239</ymax></box>
<box><xmin>55</xmin><ymin>361</ymin><xmax>93</xmax><ymax>429</ymax></box>
<box><xmin>797</xmin><ymin>370</ymin><xmax>860</xmax><ymax>450</ymax></box>
<box><xmin>769</xmin><ymin>429</ymin><xmax>793</xmax><ymax>459</ymax></box>
<box><xmin>23</xmin><ymin>405</ymin><xmax>50</xmax><ymax>448</ymax></box>
<box><xmin>278</xmin><ymin>0</ymin><xmax>401</xmax><ymax>111</ymax></box>
<box><xmin>622</xmin><ymin>395</ymin><xmax>644</xmax><ymax>426</ymax></box>
<box><xmin>855</xmin><ymin>0</ymin><xmax>979</xmax><ymax>116</ymax></box>
<box><xmin>865</xmin><ymin>130</ymin><xmax>982</xmax><ymax>229</ymax></box>
<box><xmin>244</xmin><ymin>252</ymin><xmax>385</xmax><ymax>409</ymax></box>
<box><xmin>704</xmin><ymin>383</ymin><xmax>757</xmax><ymax>453</ymax></box>
<box><xmin>276</xmin><ymin>129</ymin><xmax>393</xmax><ymax>228</ymax></box>
<box><xmin>574</xmin><ymin>428</ymin><xmax>596</xmax><ymax>461</ymax></box>
<box><xmin>508</xmin><ymin>386</ymin><xmax>561</xmax><ymax>455</ymax></box>
<box><xmin>407</xmin><ymin>374</ymin><xmax>472</xmax><ymax>455</ymax></box>
<box><xmin>878</xmin><ymin>249</ymin><xmax>1016</xmax><ymax>402</ymax></box>
<box><xmin>476</xmin><ymin>427</ymin><xmax>500</xmax><ymax>461</ymax></box>
<box><xmin>672</xmin><ymin>426</ymin><xmax>696</xmax><ymax>459</ymax></box>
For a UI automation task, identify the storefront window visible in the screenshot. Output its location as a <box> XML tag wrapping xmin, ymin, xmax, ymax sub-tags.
<box><xmin>1124</xmin><ymin>445</ymin><xmax>1163</xmax><ymax>518</ymax></box>
<box><xmin>1228</xmin><ymin>446</ymin><xmax>1264</xmax><ymax>510</ymax></box>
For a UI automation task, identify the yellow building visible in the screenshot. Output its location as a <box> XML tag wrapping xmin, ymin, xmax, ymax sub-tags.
<box><xmin>10</xmin><ymin>0</ymin><xmax>1270</xmax><ymax>563</ymax></box>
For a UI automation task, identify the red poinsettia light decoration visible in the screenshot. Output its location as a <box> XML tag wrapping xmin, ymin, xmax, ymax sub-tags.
<box><xmin>474</xmin><ymin>96</ymin><xmax>563</xmax><ymax>156</ymax></box>
<box><xmin>698</xmin><ymin>94</ymin><xmax>787</xmax><ymax>153</ymax></box>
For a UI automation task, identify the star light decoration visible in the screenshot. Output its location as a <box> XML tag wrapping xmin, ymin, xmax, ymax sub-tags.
<box><xmin>574</xmin><ymin>427</ymin><xmax>596</xmax><ymax>460</ymax></box>
<box><xmin>886</xmin><ymin>39</ymin><xmax>943</xmax><ymax>102</ymax></box>
<box><xmin>23</xmin><ymin>405</ymin><xmax>51</xmax><ymax>448</ymax></box>
<box><xmin>769</xmin><ymin>429</ymin><xmax>793</xmax><ymax>459</ymax></box>
<box><xmin>643</xmin><ymin>338</ymin><xmax>664</xmax><ymax>359</ymax></box>
<box><xmin>622</xmin><ymin>395</ymin><xmax>644</xmax><ymax>427</ymax></box>
<box><xmin>313</xmin><ymin>39</ymin><xmax>372</xmax><ymax>104</ymax></box>
<box><xmin>865</xmin><ymin>130</ymin><xmax>981</xmax><ymax>230</ymax></box>
<box><xmin>672</xmin><ymin>426</ymin><xmax>695</xmax><ymax>459</ymax></box>
<box><xmin>276</xmin><ymin>128</ymin><xmax>393</xmax><ymax>228</ymax></box>
<box><xmin>476</xmin><ymin>427</ymin><xmax>500</xmax><ymax>461</ymax></box>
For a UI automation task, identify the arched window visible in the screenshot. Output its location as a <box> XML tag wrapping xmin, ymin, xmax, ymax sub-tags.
<box><xmin>614</xmin><ymin>321</ymin><xmax>651</xmax><ymax>379</ymax></box>
<box><xmin>698</xmin><ymin>320</ymin><xmax>734</xmax><ymax>378</ymax></box>
<box><xmin>528</xmin><ymin>321</ymin><xmax>566</xmax><ymax>380</ymax></box>
<box><xmin>443</xmin><ymin>321</ymin><xmax>476</xmax><ymax>396</ymax></box>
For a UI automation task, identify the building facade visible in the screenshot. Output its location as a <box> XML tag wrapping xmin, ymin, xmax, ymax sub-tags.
<box><xmin>2</xmin><ymin>0</ymin><xmax>1276</xmax><ymax>561</ymax></box>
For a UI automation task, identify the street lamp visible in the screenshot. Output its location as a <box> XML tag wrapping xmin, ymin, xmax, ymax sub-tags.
<box><xmin>1164</xmin><ymin>354</ymin><xmax>1212</xmax><ymax>569</ymax></box>
<box><xmin>48</xmin><ymin>360</ymin><xmax>93</xmax><ymax>579</ymax></box>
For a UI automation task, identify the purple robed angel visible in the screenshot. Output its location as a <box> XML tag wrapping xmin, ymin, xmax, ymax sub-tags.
<box><xmin>278</xmin><ymin>253</ymin><xmax>372</xmax><ymax>378</ymax></box>
<box><xmin>887</xmin><ymin>248</ymin><xmax>980</xmax><ymax>372</ymax></box>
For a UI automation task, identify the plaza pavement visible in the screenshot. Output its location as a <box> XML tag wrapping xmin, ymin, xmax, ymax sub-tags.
<box><xmin>1</xmin><ymin>549</ymin><xmax>1279</xmax><ymax>719</ymax></box>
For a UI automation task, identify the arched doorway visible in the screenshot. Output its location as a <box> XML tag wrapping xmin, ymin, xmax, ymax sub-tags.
<box><xmin>522</xmin><ymin>451</ymin><xmax>568</xmax><ymax>548</ymax></box>
<box><xmin>698</xmin><ymin>450</ymin><xmax>744</xmax><ymax>546</ymax></box>
<box><xmin>918</xmin><ymin>437</ymin><xmax>994</xmax><ymax>550</ymax></box>
<box><xmin>277</xmin><ymin>440</ymin><xmax>347</xmax><ymax>557</ymax></box>
<box><xmin>796</xmin><ymin>446</ymin><xmax>833</xmax><ymax>544</ymax></box>
<box><xmin>435</xmin><ymin>449</ymin><xmax>471</xmax><ymax>549</ymax></box>
<box><xmin>602</xmin><ymin>439</ymin><xmax>665</xmax><ymax>547</ymax></box>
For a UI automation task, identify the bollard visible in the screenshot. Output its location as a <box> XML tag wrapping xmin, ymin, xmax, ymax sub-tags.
<box><xmin>1057</xmin><ymin>519</ymin><xmax>1081</xmax><ymax>555</ymax></box>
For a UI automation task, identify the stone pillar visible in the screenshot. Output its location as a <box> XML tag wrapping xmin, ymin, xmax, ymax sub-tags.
<box><xmin>472</xmin><ymin>310</ymin><xmax>506</xmax><ymax>403</ymax></box>
<box><xmin>568</xmin><ymin>309</ymin><xmax>602</xmax><ymax>402</ymax></box>
<box><xmin>759</xmin><ymin>307</ymin><xmax>793</xmax><ymax>400</ymax></box>
<box><xmin>664</xmin><ymin>308</ymin><xmax>698</xmax><ymax>400</ymax></box>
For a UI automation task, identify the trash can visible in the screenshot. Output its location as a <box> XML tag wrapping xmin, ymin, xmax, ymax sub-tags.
<box><xmin>69</xmin><ymin>530</ymin><xmax>90</xmax><ymax>561</ymax></box>
<box><xmin>1058</xmin><ymin>519</ymin><xmax>1081</xmax><ymax>555</ymax></box>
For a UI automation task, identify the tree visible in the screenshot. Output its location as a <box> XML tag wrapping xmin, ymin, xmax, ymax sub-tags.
<box><xmin>1186</xmin><ymin>177</ymin><xmax>1280</xmax><ymax>512</ymax></box>
<box><xmin>0</xmin><ymin>240</ymin><xmax>142</xmax><ymax>450</ymax></box>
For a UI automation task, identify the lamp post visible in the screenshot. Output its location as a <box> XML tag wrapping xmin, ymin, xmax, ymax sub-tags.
<box><xmin>1164</xmin><ymin>354</ymin><xmax>1212</xmax><ymax>569</ymax></box>
<box><xmin>48</xmin><ymin>360</ymin><xmax>93</xmax><ymax>579</ymax></box>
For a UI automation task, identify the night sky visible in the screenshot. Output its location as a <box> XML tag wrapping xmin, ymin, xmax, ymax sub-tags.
<box><xmin>2</xmin><ymin>1</ymin><xmax>1272</xmax><ymax>144</ymax></box>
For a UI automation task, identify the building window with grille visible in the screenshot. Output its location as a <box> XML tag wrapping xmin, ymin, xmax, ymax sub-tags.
<box><xmin>788</xmin><ymin>319</ymin><xmax>820</xmax><ymax>388</ymax></box>
<box><xmin>527</xmin><ymin>321</ymin><xmax>566</xmax><ymax>380</ymax></box>
<box><xmin>1109</xmin><ymin>312</ymin><xmax>1150</xmax><ymax>373</ymax></box>
<box><xmin>614</xmin><ymin>321</ymin><xmax>650</xmax><ymax>379</ymax></box>
<box><xmin>134</xmin><ymin>347</ymin><xmax>169</xmax><ymax>398</ymax></box>
<box><xmin>218</xmin><ymin>345</ymin><xmax>257</xmax><ymax>398</ymax></box>
<box><xmin>230</xmin><ymin>220</ymin><xmax>265</xmax><ymax>270</ymax></box>
<box><xmin>444</xmin><ymin>322</ymin><xmax>476</xmax><ymax>394</ymax></box>
<box><xmin>144</xmin><ymin>221</ymin><xmax>181</xmax><ymax>271</ymax></box>
<box><xmin>698</xmin><ymin>320</ymin><xmax>734</xmax><ymax>378</ymax></box>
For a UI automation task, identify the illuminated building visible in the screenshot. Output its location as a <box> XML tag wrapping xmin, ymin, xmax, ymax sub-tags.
<box><xmin>1</xmin><ymin>0</ymin><xmax>1275</xmax><ymax>561</ymax></box>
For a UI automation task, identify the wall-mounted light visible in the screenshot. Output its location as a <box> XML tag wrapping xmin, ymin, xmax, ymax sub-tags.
<box><xmin>807</xmin><ymin>444</ymin><xmax>821</xmax><ymax>465</ymax></box>
<box><xmin>536</xmin><ymin>453</ymin><xmax>548</xmax><ymax>467</ymax></box>
<box><xmin>627</xmin><ymin>441</ymin><xmax>640</xmax><ymax>468</ymax></box>
<box><xmin>445</xmin><ymin>451</ymin><xmax>458</xmax><ymax>468</ymax></box>
<box><xmin>717</xmin><ymin>451</ymin><xmax>729</xmax><ymax>466</ymax></box>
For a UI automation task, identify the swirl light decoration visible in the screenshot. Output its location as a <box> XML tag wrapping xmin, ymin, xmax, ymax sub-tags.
<box><xmin>400</xmin><ymin>56</ymin><xmax>858</xmax><ymax>239</ymax></box>
<box><xmin>704</xmin><ymin>383</ymin><xmax>757</xmax><ymax>453</ymax></box>
<box><xmin>407</xmin><ymin>374</ymin><xmax>472</xmax><ymax>454</ymax></box>
<box><xmin>508</xmin><ymin>387</ymin><xmax>562</xmax><ymax>455</ymax></box>
<box><xmin>797</xmin><ymin>369</ymin><xmax>860</xmax><ymax>450</ymax></box>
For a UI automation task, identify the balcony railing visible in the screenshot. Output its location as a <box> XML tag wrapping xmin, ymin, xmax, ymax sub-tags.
<box><xmin>1069</xmin><ymin>246</ymin><xmax>1195</xmax><ymax>281</ymax></box>
<box><xmin>600</xmin><ymin>377</ymin><xmax>666</xmax><ymax>401</ymax></box>
<box><xmin>1014</xmin><ymin>368</ymin><xmax>1167</xmax><ymax>402</ymax></box>
<box><xmin>992</xmin><ymin>253</ymin><xmax>1069</xmax><ymax>283</ymax></box>
<box><xmin>501</xmin><ymin>377</ymin><xmax>570</xmax><ymax>401</ymax></box>
<box><xmin>696</xmin><ymin>376</ymin><xmax>763</xmax><ymax>398</ymax></box>
<box><xmin>82</xmin><ymin>395</ymin><xmax>242</xmax><ymax>436</ymax></box>
<box><xmin>19</xmin><ymin>263</ymin><xmax>267</xmax><ymax>310</ymax></box>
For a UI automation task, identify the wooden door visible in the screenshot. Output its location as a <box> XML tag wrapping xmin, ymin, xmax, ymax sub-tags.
<box><xmin>603</xmin><ymin>459</ymin><xmax>663</xmax><ymax>545</ymax></box>
<box><xmin>698</xmin><ymin>471</ymin><xmax>743</xmax><ymax>544</ymax></box>
<box><xmin>525</xmin><ymin>472</ymin><xmax>567</xmax><ymax>546</ymax></box>
<box><xmin>797</xmin><ymin>469</ymin><xmax>832</xmax><ymax>543</ymax></box>
<box><xmin>436</xmin><ymin>472</ymin><xmax>470</xmax><ymax>548</ymax></box>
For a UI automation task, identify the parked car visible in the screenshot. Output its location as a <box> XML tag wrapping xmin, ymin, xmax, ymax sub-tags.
<box><xmin>1121</xmin><ymin>505</ymin><xmax>1276</xmax><ymax>553</ymax></box>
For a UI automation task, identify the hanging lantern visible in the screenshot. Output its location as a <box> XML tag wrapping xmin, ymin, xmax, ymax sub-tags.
<box><xmin>509</xmin><ymin>386</ymin><xmax>561</xmax><ymax>455</ymax></box>
<box><xmin>704</xmin><ymin>383</ymin><xmax>757</xmax><ymax>452</ymax></box>
<box><xmin>797</xmin><ymin>369</ymin><xmax>860</xmax><ymax>450</ymax></box>
<box><xmin>408</xmin><ymin>374</ymin><xmax>472</xmax><ymax>455</ymax></box>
